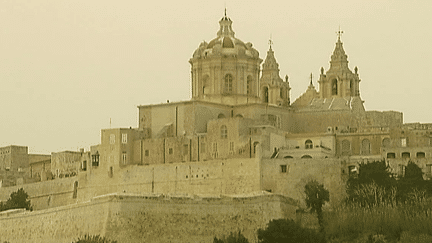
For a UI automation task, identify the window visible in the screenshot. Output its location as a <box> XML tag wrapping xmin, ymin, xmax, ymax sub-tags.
<box><xmin>183</xmin><ymin>144</ymin><xmax>189</xmax><ymax>155</ymax></box>
<box><xmin>72</xmin><ymin>181</ymin><xmax>78</xmax><ymax>199</ymax></box>
<box><xmin>348</xmin><ymin>166</ymin><xmax>357</xmax><ymax>176</ymax></box>
<box><xmin>280</xmin><ymin>165</ymin><xmax>287</xmax><ymax>173</ymax></box>
<box><xmin>284</xmin><ymin>156</ymin><xmax>293</xmax><ymax>159</ymax></box>
<box><xmin>224</xmin><ymin>74</ymin><xmax>233</xmax><ymax>93</ymax></box>
<box><xmin>280</xmin><ymin>88</ymin><xmax>284</xmax><ymax>98</ymax></box>
<box><xmin>82</xmin><ymin>161</ymin><xmax>87</xmax><ymax>171</ymax></box>
<box><xmin>247</xmin><ymin>76</ymin><xmax>252</xmax><ymax>95</ymax></box>
<box><xmin>263</xmin><ymin>87</ymin><xmax>269</xmax><ymax>103</ymax></box>
<box><xmin>92</xmin><ymin>152</ymin><xmax>100</xmax><ymax>167</ymax></box>
<box><xmin>305</xmin><ymin>140</ymin><xmax>313</xmax><ymax>149</ymax></box>
<box><xmin>417</xmin><ymin>152</ymin><xmax>425</xmax><ymax>158</ymax></box>
<box><xmin>387</xmin><ymin>153</ymin><xmax>396</xmax><ymax>159</ymax></box>
<box><xmin>341</xmin><ymin>140</ymin><xmax>351</xmax><ymax>156</ymax></box>
<box><xmin>145</xmin><ymin>150</ymin><xmax>149</xmax><ymax>157</ymax></box>
<box><xmin>229</xmin><ymin>142</ymin><xmax>234</xmax><ymax>151</ymax></box>
<box><xmin>169</xmin><ymin>148</ymin><xmax>173</xmax><ymax>154</ymax></box>
<box><xmin>361</xmin><ymin>139</ymin><xmax>371</xmax><ymax>155</ymax></box>
<box><xmin>109</xmin><ymin>166</ymin><xmax>113</xmax><ymax>178</ymax></box>
<box><xmin>253</xmin><ymin>142</ymin><xmax>259</xmax><ymax>154</ymax></box>
<box><xmin>122</xmin><ymin>152</ymin><xmax>127</xmax><ymax>164</ymax></box>
<box><xmin>110</xmin><ymin>134</ymin><xmax>115</xmax><ymax>144</ymax></box>
<box><xmin>122</xmin><ymin>134</ymin><xmax>127</xmax><ymax>144</ymax></box>
<box><xmin>221</xmin><ymin>125</ymin><xmax>228</xmax><ymax>139</ymax></box>
<box><xmin>301</xmin><ymin>155</ymin><xmax>312</xmax><ymax>159</ymax></box>
<box><xmin>401</xmin><ymin>138</ymin><xmax>407</xmax><ymax>147</ymax></box>
<box><xmin>402</xmin><ymin>152</ymin><xmax>410</xmax><ymax>159</ymax></box>
<box><xmin>332</xmin><ymin>79</ymin><xmax>338</xmax><ymax>95</ymax></box>
<box><xmin>212</xmin><ymin>142</ymin><xmax>218</xmax><ymax>152</ymax></box>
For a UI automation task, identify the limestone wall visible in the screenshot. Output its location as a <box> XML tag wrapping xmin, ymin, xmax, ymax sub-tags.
<box><xmin>261</xmin><ymin>158</ymin><xmax>346</xmax><ymax>206</ymax></box>
<box><xmin>0</xmin><ymin>193</ymin><xmax>297</xmax><ymax>243</ymax></box>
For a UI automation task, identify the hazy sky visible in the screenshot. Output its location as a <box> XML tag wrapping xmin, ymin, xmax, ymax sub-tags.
<box><xmin>1</xmin><ymin>0</ymin><xmax>431</xmax><ymax>154</ymax></box>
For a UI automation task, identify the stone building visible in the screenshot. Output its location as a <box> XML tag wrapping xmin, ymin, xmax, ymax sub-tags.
<box><xmin>2</xmin><ymin>12</ymin><xmax>432</xmax><ymax>210</ymax></box>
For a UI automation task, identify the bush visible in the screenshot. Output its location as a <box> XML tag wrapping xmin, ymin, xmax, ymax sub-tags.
<box><xmin>257</xmin><ymin>218</ymin><xmax>325</xmax><ymax>243</ymax></box>
<box><xmin>213</xmin><ymin>231</ymin><xmax>249</xmax><ymax>243</ymax></box>
<box><xmin>72</xmin><ymin>234</ymin><xmax>117</xmax><ymax>243</ymax></box>
<box><xmin>0</xmin><ymin>188</ymin><xmax>32</xmax><ymax>212</ymax></box>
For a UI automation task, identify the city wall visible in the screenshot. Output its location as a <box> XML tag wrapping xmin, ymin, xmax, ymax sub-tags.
<box><xmin>0</xmin><ymin>193</ymin><xmax>297</xmax><ymax>243</ymax></box>
<box><xmin>0</xmin><ymin>158</ymin><xmax>262</xmax><ymax>210</ymax></box>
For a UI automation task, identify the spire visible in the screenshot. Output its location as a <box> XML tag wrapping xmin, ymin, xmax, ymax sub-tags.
<box><xmin>329</xmin><ymin>27</ymin><xmax>348</xmax><ymax>70</ymax></box>
<box><xmin>217</xmin><ymin>9</ymin><xmax>235</xmax><ymax>37</ymax></box>
<box><xmin>309</xmin><ymin>73</ymin><xmax>314</xmax><ymax>87</ymax></box>
<box><xmin>262</xmin><ymin>40</ymin><xmax>279</xmax><ymax>71</ymax></box>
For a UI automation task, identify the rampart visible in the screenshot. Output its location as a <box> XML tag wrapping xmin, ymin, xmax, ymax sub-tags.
<box><xmin>0</xmin><ymin>193</ymin><xmax>297</xmax><ymax>243</ymax></box>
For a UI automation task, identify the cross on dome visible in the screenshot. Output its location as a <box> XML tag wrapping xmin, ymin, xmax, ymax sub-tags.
<box><xmin>336</xmin><ymin>26</ymin><xmax>344</xmax><ymax>41</ymax></box>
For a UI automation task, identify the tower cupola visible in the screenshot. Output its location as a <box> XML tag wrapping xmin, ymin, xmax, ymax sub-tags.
<box><xmin>189</xmin><ymin>11</ymin><xmax>262</xmax><ymax>105</ymax></box>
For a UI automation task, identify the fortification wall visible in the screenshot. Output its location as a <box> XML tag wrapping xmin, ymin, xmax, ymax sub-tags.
<box><xmin>261</xmin><ymin>158</ymin><xmax>346</xmax><ymax>206</ymax></box>
<box><xmin>0</xmin><ymin>158</ymin><xmax>261</xmax><ymax>210</ymax></box>
<box><xmin>0</xmin><ymin>193</ymin><xmax>297</xmax><ymax>243</ymax></box>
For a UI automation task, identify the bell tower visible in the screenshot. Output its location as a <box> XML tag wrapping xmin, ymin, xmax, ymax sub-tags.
<box><xmin>259</xmin><ymin>40</ymin><xmax>291</xmax><ymax>107</ymax></box>
<box><xmin>318</xmin><ymin>30</ymin><xmax>361</xmax><ymax>99</ymax></box>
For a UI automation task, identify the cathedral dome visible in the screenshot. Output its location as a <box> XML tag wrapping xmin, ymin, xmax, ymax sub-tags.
<box><xmin>191</xmin><ymin>13</ymin><xmax>259</xmax><ymax>59</ymax></box>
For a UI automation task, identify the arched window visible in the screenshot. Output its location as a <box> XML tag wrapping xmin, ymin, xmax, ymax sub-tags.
<box><xmin>202</xmin><ymin>75</ymin><xmax>209</xmax><ymax>94</ymax></box>
<box><xmin>341</xmin><ymin>140</ymin><xmax>351</xmax><ymax>156</ymax></box>
<box><xmin>305</xmin><ymin>140</ymin><xmax>313</xmax><ymax>149</ymax></box>
<box><xmin>382</xmin><ymin>138</ymin><xmax>391</xmax><ymax>148</ymax></box>
<box><xmin>361</xmin><ymin>139</ymin><xmax>371</xmax><ymax>155</ymax></box>
<box><xmin>220</xmin><ymin>125</ymin><xmax>228</xmax><ymax>139</ymax></box>
<box><xmin>263</xmin><ymin>87</ymin><xmax>269</xmax><ymax>103</ymax></box>
<box><xmin>284</xmin><ymin>156</ymin><xmax>293</xmax><ymax>159</ymax></box>
<box><xmin>224</xmin><ymin>74</ymin><xmax>233</xmax><ymax>93</ymax></box>
<box><xmin>253</xmin><ymin>141</ymin><xmax>259</xmax><ymax>154</ymax></box>
<box><xmin>218</xmin><ymin>113</ymin><xmax>226</xmax><ymax>119</ymax></box>
<box><xmin>332</xmin><ymin>79</ymin><xmax>338</xmax><ymax>95</ymax></box>
<box><xmin>301</xmin><ymin>155</ymin><xmax>312</xmax><ymax>159</ymax></box>
<box><xmin>280</xmin><ymin>88</ymin><xmax>284</xmax><ymax>98</ymax></box>
<box><xmin>247</xmin><ymin>76</ymin><xmax>253</xmax><ymax>95</ymax></box>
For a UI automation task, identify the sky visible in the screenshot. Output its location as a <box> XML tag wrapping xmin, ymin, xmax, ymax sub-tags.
<box><xmin>0</xmin><ymin>0</ymin><xmax>431</xmax><ymax>154</ymax></box>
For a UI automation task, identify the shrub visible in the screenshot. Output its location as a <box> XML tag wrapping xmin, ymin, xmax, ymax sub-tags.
<box><xmin>72</xmin><ymin>234</ymin><xmax>117</xmax><ymax>243</ymax></box>
<box><xmin>213</xmin><ymin>231</ymin><xmax>249</xmax><ymax>243</ymax></box>
<box><xmin>257</xmin><ymin>218</ymin><xmax>325</xmax><ymax>243</ymax></box>
<box><xmin>0</xmin><ymin>188</ymin><xmax>32</xmax><ymax>212</ymax></box>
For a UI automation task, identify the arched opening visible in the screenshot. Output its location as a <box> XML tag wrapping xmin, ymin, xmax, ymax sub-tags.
<box><xmin>332</xmin><ymin>79</ymin><xmax>338</xmax><ymax>95</ymax></box>
<box><xmin>202</xmin><ymin>75</ymin><xmax>209</xmax><ymax>95</ymax></box>
<box><xmin>220</xmin><ymin>125</ymin><xmax>228</xmax><ymax>139</ymax></box>
<box><xmin>217</xmin><ymin>113</ymin><xmax>226</xmax><ymax>119</ymax></box>
<box><xmin>263</xmin><ymin>87</ymin><xmax>269</xmax><ymax>103</ymax></box>
<box><xmin>247</xmin><ymin>76</ymin><xmax>253</xmax><ymax>95</ymax></box>
<box><xmin>361</xmin><ymin>139</ymin><xmax>371</xmax><ymax>155</ymax></box>
<box><xmin>305</xmin><ymin>140</ymin><xmax>313</xmax><ymax>149</ymax></box>
<box><xmin>235</xmin><ymin>114</ymin><xmax>243</xmax><ymax>118</ymax></box>
<box><xmin>284</xmin><ymin>156</ymin><xmax>293</xmax><ymax>159</ymax></box>
<box><xmin>382</xmin><ymin>138</ymin><xmax>391</xmax><ymax>148</ymax></box>
<box><xmin>280</xmin><ymin>88</ymin><xmax>284</xmax><ymax>98</ymax></box>
<box><xmin>253</xmin><ymin>142</ymin><xmax>259</xmax><ymax>154</ymax></box>
<box><xmin>341</xmin><ymin>140</ymin><xmax>351</xmax><ymax>156</ymax></box>
<box><xmin>301</xmin><ymin>155</ymin><xmax>312</xmax><ymax>159</ymax></box>
<box><xmin>350</xmin><ymin>79</ymin><xmax>354</xmax><ymax>96</ymax></box>
<box><xmin>224</xmin><ymin>74</ymin><xmax>233</xmax><ymax>94</ymax></box>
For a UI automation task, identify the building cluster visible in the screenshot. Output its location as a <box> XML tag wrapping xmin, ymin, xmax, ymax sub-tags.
<box><xmin>1</xmin><ymin>12</ymin><xmax>431</xmax><ymax>207</ymax></box>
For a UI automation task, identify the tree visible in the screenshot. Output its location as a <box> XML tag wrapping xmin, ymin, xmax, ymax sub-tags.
<box><xmin>0</xmin><ymin>188</ymin><xmax>32</xmax><ymax>212</ymax></box>
<box><xmin>213</xmin><ymin>231</ymin><xmax>249</xmax><ymax>243</ymax></box>
<box><xmin>304</xmin><ymin>180</ymin><xmax>329</xmax><ymax>231</ymax></box>
<box><xmin>398</xmin><ymin>161</ymin><xmax>427</xmax><ymax>203</ymax></box>
<box><xmin>257</xmin><ymin>219</ymin><xmax>325</xmax><ymax>243</ymax></box>
<box><xmin>346</xmin><ymin>160</ymin><xmax>396</xmax><ymax>206</ymax></box>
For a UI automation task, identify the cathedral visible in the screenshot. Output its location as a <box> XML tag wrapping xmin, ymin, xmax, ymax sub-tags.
<box><xmin>1</xmin><ymin>11</ymin><xmax>432</xmax><ymax>210</ymax></box>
